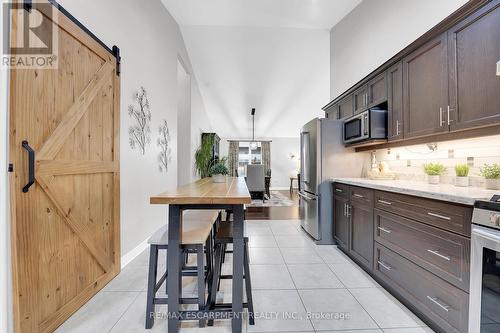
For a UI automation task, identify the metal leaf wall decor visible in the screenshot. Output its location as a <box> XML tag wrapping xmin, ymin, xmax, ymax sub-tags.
<box><xmin>157</xmin><ymin>119</ymin><xmax>172</xmax><ymax>173</ymax></box>
<box><xmin>128</xmin><ymin>86</ymin><xmax>151</xmax><ymax>154</ymax></box>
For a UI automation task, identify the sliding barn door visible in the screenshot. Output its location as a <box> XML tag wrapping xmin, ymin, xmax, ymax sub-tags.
<box><xmin>9</xmin><ymin>2</ymin><xmax>120</xmax><ymax>332</ymax></box>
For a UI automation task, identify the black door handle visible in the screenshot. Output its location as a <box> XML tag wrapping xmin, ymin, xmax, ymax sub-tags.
<box><xmin>22</xmin><ymin>140</ymin><xmax>35</xmax><ymax>193</ymax></box>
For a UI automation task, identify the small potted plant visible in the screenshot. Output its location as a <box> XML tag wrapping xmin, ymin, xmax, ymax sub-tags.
<box><xmin>454</xmin><ymin>164</ymin><xmax>470</xmax><ymax>187</ymax></box>
<box><xmin>210</xmin><ymin>158</ymin><xmax>229</xmax><ymax>183</ymax></box>
<box><xmin>423</xmin><ymin>163</ymin><xmax>446</xmax><ymax>185</ymax></box>
<box><xmin>480</xmin><ymin>164</ymin><xmax>500</xmax><ymax>190</ymax></box>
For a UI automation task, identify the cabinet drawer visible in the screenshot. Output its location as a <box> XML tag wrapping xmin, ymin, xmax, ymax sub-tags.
<box><xmin>350</xmin><ymin>186</ymin><xmax>373</xmax><ymax>206</ymax></box>
<box><xmin>374</xmin><ymin>209</ymin><xmax>470</xmax><ymax>291</ymax></box>
<box><xmin>374</xmin><ymin>191</ymin><xmax>472</xmax><ymax>236</ymax></box>
<box><xmin>333</xmin><ymin>183</ymin><xmax>349</xmax><ymax>198</ymax></box>
<box><xmin>374</xmin><ymin>243</ymin><xmax>468</xmax><ymax>333</ymax></box>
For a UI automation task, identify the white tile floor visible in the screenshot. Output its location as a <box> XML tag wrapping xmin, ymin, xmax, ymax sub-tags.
<box><xmin>56</xmin><ymin>219</ymin><xmax>435</xmax><ymax>333</ymax></box>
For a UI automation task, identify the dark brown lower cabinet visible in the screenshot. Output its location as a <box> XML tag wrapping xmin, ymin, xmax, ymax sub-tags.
<box><xmin>333</xmin><ymin>182</ymin><xmax>471</xmax><ymax>333</ymax></box>
<box><xmin>374</xmin><ymin>209</ymin><xmax>470</xmax><ymax>291</ymax></box>
<box><xmin>349</xmin><ymin>200</ymin><xmax>373</xmax><ymax>271</ymax></box>
<box><xmin>374</xmin><ymin>243</ymin><xmax>469</xmax><ymax>333</ymax></box>
<box><xmin>333</xmin><ymin>185</ymin><xmax>374</xmax><ymax>271</ymax></box>
<box><xmin>334</xmin><ymin>195</ymin><xmax>350</xmax><ymax>250</ymax></box>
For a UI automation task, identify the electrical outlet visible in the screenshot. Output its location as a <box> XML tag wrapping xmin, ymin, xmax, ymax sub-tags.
<box><xmin>396</xmin><ymin>153</ymin><xmax>400</xmax><ymax>160</ymax></box>
<box><xmin>448</xmin><ymin>149</ymin><xmax>454</xmax><ymax>158</ymax></box>
<box><xmin>467</xmin><ymin>157</ymin><xmax>474</xmax><ymax>167</ymax></box>
<box><xmin>407</xmin><ymin>160</ymin><xmax>411</xmax><ymax>167</ymax></box>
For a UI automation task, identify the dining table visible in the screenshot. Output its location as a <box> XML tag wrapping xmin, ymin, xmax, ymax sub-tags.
<box><xmin>150</xmin><ymin>177</ymin><xmax>252</xmax><ymax>333</ymax></box>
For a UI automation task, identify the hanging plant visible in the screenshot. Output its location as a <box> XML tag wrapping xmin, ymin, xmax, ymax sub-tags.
<box><xmin>157</xmin><ymin>119</ymin><xmax>171</xmax><ymax>173</ymax></box>
<box><xmin>128</xmin><ymin>86</ymin><xmax>151</xmax><ymax>154</ymax></box>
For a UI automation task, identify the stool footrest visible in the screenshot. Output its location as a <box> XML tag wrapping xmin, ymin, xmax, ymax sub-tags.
<box><xmin>214</xmin><ymin>302</ymin><xmax>249</xmax><ymax>309</ymax></box>
<box><xmin>154</xmin><ymin>297</ymin><xmax>198</xmax><ymax>305</ymax></box>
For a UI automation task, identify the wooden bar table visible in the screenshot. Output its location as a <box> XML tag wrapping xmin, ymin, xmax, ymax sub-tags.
<box><xmin>150</xmin><ymin>177</ymin><xmax>251</xmax><ymax>333</ymax></box>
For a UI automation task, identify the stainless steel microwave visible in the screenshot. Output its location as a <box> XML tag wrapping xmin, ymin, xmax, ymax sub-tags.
<box><xmin>343</xmin><ymin>108</ymin><xmax>388</xmax><ymax>144</ymax></box>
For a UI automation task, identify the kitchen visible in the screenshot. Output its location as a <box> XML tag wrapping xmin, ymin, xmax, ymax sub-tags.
<box><xmin>2</xmin><ymin>0</ymin><xmax>500</xmax><ymax>333</ymax></box>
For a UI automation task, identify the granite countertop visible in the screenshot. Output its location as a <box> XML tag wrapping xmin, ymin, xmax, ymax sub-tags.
<box><xmin>332</xmin><ymin>177</ymin><xmax>499</xmax><ymax>205</ymax></box>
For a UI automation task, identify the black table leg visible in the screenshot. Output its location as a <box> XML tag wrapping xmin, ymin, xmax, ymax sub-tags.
<box><xmin>232</xmin><ymin>204</ymin><xmax>245</xmax><ymax>332</ymax></box>
<box><xmin>167</xmin><ymin>205</ymin><xmax>182</xmax><ymax>333</ymax></box>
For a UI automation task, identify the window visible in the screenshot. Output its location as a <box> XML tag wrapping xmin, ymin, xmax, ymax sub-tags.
<box><xmin>238</xmin><ymin>142</ymin><xmax>262</xmax><ymax>176</ymax></box>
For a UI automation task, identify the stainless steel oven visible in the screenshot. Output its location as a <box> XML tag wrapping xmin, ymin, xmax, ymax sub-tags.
<box><xmin>470</xmin><ymin>196</ymin><xmax>500</xmax><ymax>332</ymax></box>
<box><xmin>343</xmin><ymin>107</ymin><xmax>388</xmax><ymax>144</ymax></box>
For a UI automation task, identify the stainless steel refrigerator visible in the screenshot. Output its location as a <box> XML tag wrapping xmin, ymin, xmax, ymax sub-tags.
<box><xmin>299</xmin><ymin>118</ymin><xmax>366</xmax><ymax>244</ymax></box>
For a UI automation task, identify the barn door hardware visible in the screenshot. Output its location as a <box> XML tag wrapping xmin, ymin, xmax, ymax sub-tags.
<box><xmin>21</xmin><ymin>140</ymin><xmax>35</xmax><ymax>193</ymax></box>
<box><xmin>113</xmin><ymin>45</ymin><xmax>121</xmax><ymax>76</ymax></box>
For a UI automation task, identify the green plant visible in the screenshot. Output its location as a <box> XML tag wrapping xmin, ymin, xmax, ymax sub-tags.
<box><xmin>423</xmin><ymin>163</ymin><xmax>446</xmax><ymax>176</ymax></box>
<box><xmin>480</xmin><ymin>164</ymin><xmax>500</xmax><ymax>179</ymax></box>
<box><xmin>455</xmin><ymin>164</ymin><xmax>470</xmax><ymax>177</ymax></box>
<box><xmin>195</xmin><ymin>135</ymin><xmax>214</xmax><ymax>178</ymax></box>
<box><xmin>209</xmin><ymin>158</ymin><xmax>229</xmax><ymax>176</ymax></box>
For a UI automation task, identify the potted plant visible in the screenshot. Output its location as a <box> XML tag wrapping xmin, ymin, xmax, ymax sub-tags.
<box><xmin>454</xmin><ymin>164</ymin><xmax>470</xmax><ymax>187</ymax></box>
<box><xmin>480</xmin><ymin>164</ymin><xmax>500</xmax><ymax>190</ymax></box>
<box><xmin>210</xmin><ymin>158</ymin><xmax>229</xmax><ymax>183</ymax></box>
<box><xmin>423</xmin><ymin>163</ymin><xmax>446</xmax><ymax>185</ymax></box>
<box><xmin>195</xmin><ymin>135</ymin><xmax>214</xmax><ymax>179</ymax></box>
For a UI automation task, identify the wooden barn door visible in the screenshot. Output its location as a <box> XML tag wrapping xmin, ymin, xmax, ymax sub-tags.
<box><xmin>8</xmin><ymin>2</ymin><xmax>121</xmax><ymax>332</ymax></box>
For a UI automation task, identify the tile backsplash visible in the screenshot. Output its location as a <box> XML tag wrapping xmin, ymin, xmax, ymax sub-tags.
<box><xmin>374</xmin><ymin>135</ymin><xmax>500</xmax><ymax>187</ymax></box>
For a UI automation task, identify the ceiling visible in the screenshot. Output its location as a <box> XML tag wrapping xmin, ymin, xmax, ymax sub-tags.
<box><xmin>161</xmin><ymin>0</ymin><xmax>362</xmax><ymax>138</ymax></box>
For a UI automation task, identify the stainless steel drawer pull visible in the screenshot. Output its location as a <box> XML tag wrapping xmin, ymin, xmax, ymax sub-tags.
<box><xmin>377</xmin><ymin>226</ymin><xmax>392</xmax><ymax>234</ymax></box>
<box><xmin>377</xmin><ymin>260</ymin><xmax>392</xmax><ymax>271</ymax></box>
<box><xmin>426</xmin><ymin>296</ymin><xmax>450</xmax><ymax>312</ymax></box>
<box><xmin>427</xmin><ymin>249</ymin><xmax>451</xmax><ymax>261</ymax></box>
<box><xmin>427</xmin><ymin>212</ymin><xmax>451</xmax><ymax>221</ymax></box>
<box><xmin>378</xmin><ymin>200</ymin><xmax>392</xmax><ymax>205</ymax></box>
<box><xmin>353</xmin><ymin>193</ymin><xmax>364</xmax><ymax>198</ymax></box>
<box><xmin>335</xmin><ymin>188</ymin><xmax>343</xmax><ymax>193</ymax></box>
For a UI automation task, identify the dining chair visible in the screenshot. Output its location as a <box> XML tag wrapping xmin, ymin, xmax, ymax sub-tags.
<box><xmin>246</xmin><ymin>164</ymin><xmax>266</xmax><ymax>202</ymax></box>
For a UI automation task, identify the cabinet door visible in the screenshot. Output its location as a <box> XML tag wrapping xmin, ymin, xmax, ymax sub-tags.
<box><xmin>338</xmin><ymin>95</ymin><xmax>354</xmax><ymax>119</ymax></box>
<box><xmin>403</xmin><ymin>33</ymin><xmax>449</xmax><ymax>139</ymax></box>
<box><xmin>387</xmin><ymin>62</ymin><xmax>403</xmax><ymax>141</ymax></box>
<box><xmin>334</xmin><ymin>195</ymin><xmax>350</xmax><ymax>250</ymax></box>
<box><xmin>368</xmin><ymin>73</ymin><xmax>387</xmax><ymax>107</ymax></box>
<box><xmin>349</xmin><ymin>200</ymin><xmax>374</xmax><ymax>271</ymax></box>
<box><xmin>448</xmin><ymin>2</ymin><xmax>500</xmax><ymax>131</ymax></box>
<box><xmin>353</xmin><ymin>85</ymin><xmax>368</xmax><ymax>114</ymax></box>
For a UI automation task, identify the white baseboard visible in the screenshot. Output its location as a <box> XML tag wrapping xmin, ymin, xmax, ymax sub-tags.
<box><xmin>121</xmin><ymin>237</ymin><xmax>149</xmax><ymax>269</ymax></box>
<box><xmin>270</xmin><ymin>187</ymin><xmax>298</xmax><ymax>191</ymax></box>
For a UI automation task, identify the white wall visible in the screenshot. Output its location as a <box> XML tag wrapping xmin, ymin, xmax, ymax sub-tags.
<box><xmin>219</xmin><ymin>137</ymin><xmax>299</xmax><ymax>189</ymax></box>
<box><xmin>330</xmin><ymin>0</ymin><xmax>468</xmax><ymax>99</ymax></box>
<box><xmin>270</xmin><ymin>138</ymin><xmax>300</xmax><ymax>189</ymax></box>
<box><xmin>181</xmin><ymin>25</ymin><xmax>330</xmax><ymax>138</ymax></box>
<box><xmin>177</xmin><ymin>60</ymin><xmax>192</xmax><ymax>186</ymax></box>
<box><xmin>50</xmin><ymin>0</ymin><xmax>212</xmax><ymax>257</ymax></box>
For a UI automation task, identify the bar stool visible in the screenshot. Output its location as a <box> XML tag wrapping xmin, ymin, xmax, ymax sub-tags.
<box><xmin>208</xmin><ymin>220</ymin><xmax>255</xmax><ymax>326</ymax></box>
<box><xmin>145</xmin><ymin>210</ymin><xmax>220</xmax><ymax>329</ymax></box>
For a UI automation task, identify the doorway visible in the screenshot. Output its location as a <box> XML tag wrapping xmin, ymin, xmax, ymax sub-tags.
<box><xmin>176</xmin><ymin>59</ymin><xmax>191</xmax><ymax>186</ymax></box>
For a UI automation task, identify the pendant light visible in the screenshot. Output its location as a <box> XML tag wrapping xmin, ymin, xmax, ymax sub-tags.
<box><xmin>250</xmin><ymin>108</ymin><xmax>258</xmax><ymax>150</ymax></box>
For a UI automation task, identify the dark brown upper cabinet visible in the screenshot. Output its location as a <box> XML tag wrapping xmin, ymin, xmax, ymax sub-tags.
<box><xmin>387</xmin><ymin>62</ymin><xmax>403</xmax><ymax>141</ymax></box>
<box><xmin>353</xmin><ymin>85</ymin><xmax>368</xmax><ymax>115</ymax></box>
<box><xmin>338</xmin><ymin>95</ymin><xmax>354</xmax><ymax>119</ymax></box>
<box><xmin>448</xmin><ymin>1</ymin><xmax>500</xmax><ymax>131</ymax></box>
<box><xmin>367</xmin><ymin>72</ymin><xmax>387</xmax><ymax>108</ymax></box>
<box><xmin>403</xmin><ymin>33</ymin><xmax>449</xmax><ymax>139</ymax></box>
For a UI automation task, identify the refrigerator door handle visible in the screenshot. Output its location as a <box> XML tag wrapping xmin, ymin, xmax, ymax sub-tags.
<box><xmin>298</xmin><ymin>191</ymin><xmax>317</xmax><ymax>201</ymax></box>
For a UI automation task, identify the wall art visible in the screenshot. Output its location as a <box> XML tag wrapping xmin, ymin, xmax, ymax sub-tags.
<box><xmin>128</xmin><ymin>86</ymin><xmax>151</xmax><ymax>154</ymax></box>
<box><xmin>157</xmin><ymin>119</ymin><xmax>172</xmax><ymax>173</ymax></box>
